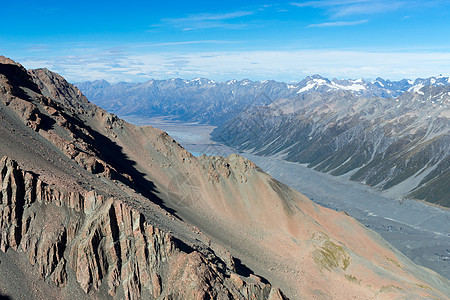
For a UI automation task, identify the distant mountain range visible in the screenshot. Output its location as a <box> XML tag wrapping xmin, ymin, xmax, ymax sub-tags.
<box><xmin>76</xmin><ymin>75</ymin><xmax>450</xmax><ymax>206</ymax></box>
<box><xmin>75</xmin><ymin>75</ymin><xmax>450</xmax><ymax>125</ymax></box>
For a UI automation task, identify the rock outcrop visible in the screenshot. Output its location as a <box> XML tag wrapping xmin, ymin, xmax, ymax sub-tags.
<box><xmin>0</xmin><ymin>156</ymin><xmax>284</xmax><ymax>299</ymax></box>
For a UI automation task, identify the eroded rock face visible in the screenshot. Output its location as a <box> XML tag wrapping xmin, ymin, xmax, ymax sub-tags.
<box><xmin>0</xmin><ymin>156</ymin><xmax>285</xmax><ymax>299</ymax></box>
<box><xmin>198</xmin><ymin>154</ymin><xmax>259</xmax><ymax>183</ymax></box>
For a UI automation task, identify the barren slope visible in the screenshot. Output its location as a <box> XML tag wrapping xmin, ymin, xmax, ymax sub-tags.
<box><xmin>0</xmin><ymin>57</ymin><xmax>449</xmax><ymax>299</ymax></box>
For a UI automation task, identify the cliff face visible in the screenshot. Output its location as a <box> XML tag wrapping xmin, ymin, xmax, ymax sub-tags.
<box><xmin>0</xmin><ymin>156</ymin><xmax>283</xmax><ymax>299</ymax></box>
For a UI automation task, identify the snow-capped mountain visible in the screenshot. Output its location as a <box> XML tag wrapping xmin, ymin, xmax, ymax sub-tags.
<box><xmin>290</xmin><ymin>76</ymin><xmax>369</xmax><ymax>94</ymax></box>
<box><xmin>76</xmin><ymin>75</ymin><xmax>450</xmax><ymax>125</ymax></box>
<box><xmin>290</xmin><ymin>75</ymin><xmax>450</xmax><ymax>98</ymax></box>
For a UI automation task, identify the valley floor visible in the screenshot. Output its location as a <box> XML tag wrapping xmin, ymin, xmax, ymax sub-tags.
<box><xmin>124</xmin><ymin>115</ymin><xmax>450</xmax><ymax>280</ymax></box>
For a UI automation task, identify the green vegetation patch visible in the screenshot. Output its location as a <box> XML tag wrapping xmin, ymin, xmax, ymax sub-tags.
<box><xmin>313</xmin><ymin>238</ymin><xmax>351</xmax><ymax>271</ymax></box>
<box><xmin>384</xmin><ymin>256</ymin><xmax>402</xmax><ymax>269</ymax></box>
<box><xmin>380</xmin><ymin>285</ymin><xmax>405</xmax><ymax>293</ymax></box>
<box><xmin>415</xmin><ymin>283</ymin><xmax>432</xmax><ymax>291</ymax></box>
<box><xmin>344</xmin><ymin>274</ymin><xmax>361</xmax><ymax>284</ymax></box>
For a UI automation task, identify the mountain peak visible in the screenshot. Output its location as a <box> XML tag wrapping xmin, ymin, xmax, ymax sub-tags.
<box><xmin>0</xmin><ymin>55</ymin><xmax>22</xmax><ymax>67</ymax></box>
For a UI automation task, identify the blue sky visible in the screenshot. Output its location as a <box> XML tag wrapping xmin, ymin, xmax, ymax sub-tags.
<box><xmin>1</xmin><ymin>0</ymin><xmax>450</xmax><ymax>82</ymax></box>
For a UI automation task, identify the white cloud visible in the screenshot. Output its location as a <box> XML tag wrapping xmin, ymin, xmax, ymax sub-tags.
<box><xmin>291</xmin><ymin>0</ymin><xmax>408</xmax><ymax>17</ymax></box>
<box><xmin>156</xmin><ymin>10</ymin><xmax>254</xmax><ymax>30</ymax></box>
<box><xmin>168</xmin><ymin>11</ymin><xmax>254</xmax><ymax>22</ymax></box>
<box><xmin>15</xmin><ymin>49</ymin><xmax>450</xmax><ymax>83</ymax></box>
<box><xmin>332</xmin><ymin>1</ymin><xmax>404</xmax><ymax>17</ymax></box>
<box><xmin>291</xmin><ymin>1</ymin><xmax>370</xmax><ymax>8</ymax></box>
<box><xmin>140</xmin><ymin>40</ymin><xmax>239</xmax><ymax>47</ymax></box>
<box><xmin>307</xmin><ymin>20</ymin><xmax>367</xmax><ymax>27</ymax></box>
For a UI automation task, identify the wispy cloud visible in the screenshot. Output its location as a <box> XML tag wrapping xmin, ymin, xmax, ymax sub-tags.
<box><xmin>156</xmin><ymin>10</ymin><xmax>254</xmax><ymax>31</ymax></box>
<box><xmin>308</xmin><ymin>19</ymin><xmax>367</xmax><ymax>27</ymax></box>
<box><xmin>142</xmin><ymin>40</ymin><xmax>239</xmax><ymax>47</ymax></box>
<box><xmin>333</xmin><ymin>2</ymin><xmax>404</xmax><ymax>17</ymax></box>
<box><xmin>291</xmin><ymin>0</ymin><xmax>407</xmax><ymax>17</ymax></box>
<box><xmin>170</xmin><ymin>11</ymin><xmax>254</xmax><ymax>22</ymax></box>
<box><xmin>291</xmin><ymin>0</ymin><xmax>370</xmax><ymax>8</ymax></box>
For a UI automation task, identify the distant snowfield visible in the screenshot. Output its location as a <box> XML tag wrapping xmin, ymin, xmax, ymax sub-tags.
<box><xmin>124</xmin><ymin>116</ymin><xmax>450</xmax><ymax>279</ymax></box>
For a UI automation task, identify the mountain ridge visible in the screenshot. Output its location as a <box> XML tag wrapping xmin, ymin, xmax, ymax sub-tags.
<box><xmin>0</xmin><ymin>56</ymin><xmax>449</xmax><ymax>299</ymax></box>
<box><xmin>212</xmin><ymin>85</ymin><xmax>449</xmax><ymax>206</ymax></box>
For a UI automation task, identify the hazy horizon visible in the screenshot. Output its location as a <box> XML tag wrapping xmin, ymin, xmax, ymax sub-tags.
<box><xmin>71</xmin><ymin>73</ymin><xmax>449</xmax><ymax>85</ymax></box>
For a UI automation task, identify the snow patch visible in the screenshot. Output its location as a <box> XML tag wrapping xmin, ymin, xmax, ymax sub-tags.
<box><xmin>408</xmin><ymin>83</ymin><xmax>425</xmax><ymax>95</ymax></box>
<box><xmin>375</xmin><ymin>80</ymin><xmax>384</xmax><ymax>87</ymax></box>
<box><xmin>331</xmin><ymin>81</ymin><xmax>367</xmax><ymax>91</ymax></box>
<box><xmin>297</xmin><ymin>82</ymin><xmax>317</xmax><ymax>93</ymax></box>
<box><xmin>313</xmin><ymin>78</ymin><xmax>327</xmax><ymax>85</ymax></box>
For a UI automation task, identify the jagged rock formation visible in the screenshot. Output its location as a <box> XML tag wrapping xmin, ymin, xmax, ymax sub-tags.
<box><xmin>0</xmin><ymin>56</ymin><xmax>449</xmax><ymax>299</ymax></box>
<box><xmin>0</xmin><ymin>156</ymin><xmax>283</xmax><ymax>299</ymax></box>
<box><xmin>212</xmin><ymin>87</ymin><xmax>450</xmax><ymax>206</ymax></box>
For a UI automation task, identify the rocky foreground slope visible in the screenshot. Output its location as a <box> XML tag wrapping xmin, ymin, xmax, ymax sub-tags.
<box><xmin>0</xmin><ymin>156</ymin><xmax>282</xmax><ymax>299</ymax></box>
<box><xmin>0</xmin><ymin>56</ymin><xmax>449</xmax><ymax>299</ymax></box>
<box><xmin>0</xmin><ymin>56</ymin><xmax>283</xmax><ymax>299</ymax></box>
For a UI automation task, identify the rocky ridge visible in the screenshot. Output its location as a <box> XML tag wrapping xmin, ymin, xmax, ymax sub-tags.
<box><xmin>76</xmin><ymin>72</ymin><xmax>449</xmax><ymax>205</ymax></box>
